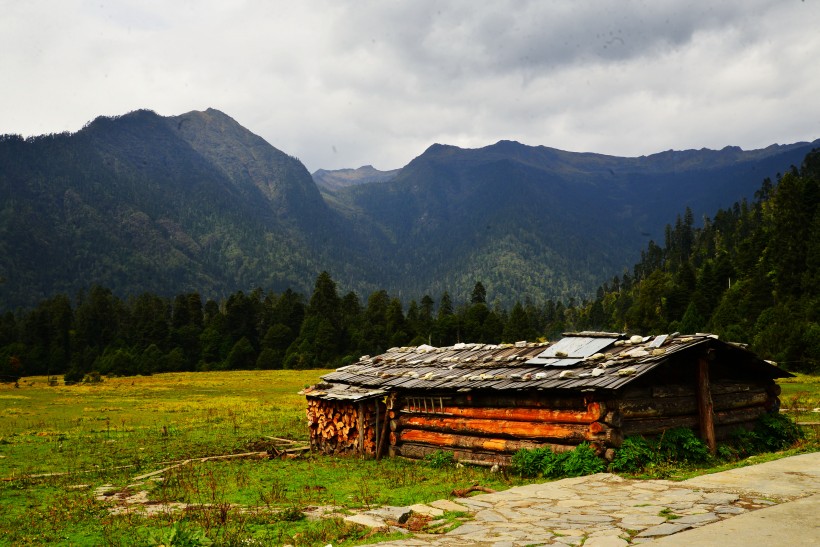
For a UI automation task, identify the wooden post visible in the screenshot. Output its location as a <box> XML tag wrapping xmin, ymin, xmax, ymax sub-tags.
<box><xmin>697</xmin><ymin>354</ymin><xmax>717</xmax><ymax>454</ymax></box>
<box><xmin>357</xmin><ymin>401</ymin><xmax>365</xmax><ymax>455</ymax></box>
<box><xmin>376</xmin><ymin>402</ymin><xmax>391</xmax><ymax>460</ymax></box>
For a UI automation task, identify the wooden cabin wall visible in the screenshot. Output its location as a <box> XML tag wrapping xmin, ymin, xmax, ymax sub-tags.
<box><xmin>306</xmin><ymin>397</ymin><xmax>387</xmax><ymax>455</ymax></box>
<box><xmin>614</xmin><ymin>380</ymin><xmax>780</xmax><ymax>440</ymax></box>
<box><xmin>387</xmin><ymin>392</ymin><xmax>622</xmax><ymax>465</ymax></box>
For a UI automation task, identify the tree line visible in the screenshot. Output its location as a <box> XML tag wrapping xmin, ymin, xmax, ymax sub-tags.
<box><xmin>0</xmin><ymin>274</ymin><xmax>580</xmax><ymax>382</ymax></box>
<box><xmin>2</xmin><ymin>149</ymin><xmax>818</xmax><ymax>382</ymax></box>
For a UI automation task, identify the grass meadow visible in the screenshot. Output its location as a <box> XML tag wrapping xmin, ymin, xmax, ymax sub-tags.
<box><xmin>1</xmin><ymin>371</ymin><xmax>818</xmax><ymax>546</ymax></box>
<box><xmin>0</xmin><ymin>371</ymin><xmax>523</xmax><ymax>546</ymax></box>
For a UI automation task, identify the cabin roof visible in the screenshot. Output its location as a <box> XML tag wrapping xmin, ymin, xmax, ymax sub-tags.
<box><xmin>314</xmin><ymin>332</ymin><xmax>790</xmax><ymax>397</ymax></box>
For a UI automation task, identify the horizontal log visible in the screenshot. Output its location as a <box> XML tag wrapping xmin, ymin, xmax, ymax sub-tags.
<box><xmin>399</xmin><ymin>429</ymin><xmax>579</xmax><ymax>454</ymax></box>
<box><xmin>603</xmin><ymin>410</ymin><xmax>623</xmax><ymax>428</ymax></box>
<box><xmin>767</xmin><ymin>384</ymin><xmax>782</xmax><ymax>397</ymax></box>
<box><xmin>615</xmin><ymin>390</ymin><xmax>769</xmax><ymax>418</ymax></box>
<box><xmin>621</xmin><ymin>405</ymin><xmax>768</xmax><ymax>436</ymax></box>
<box><xmin>620</xmin><ymin>381</ymin><xmax>774</xmax><ymax>399</ymax></box>
<box><xmin>401</xmin><ymin>402</ymin><xmax>605</xmax><ymax>424</ymax></box>
<box><xmin>396</xmin><ymin>415</ymin><xmax>618</xmax><ymax>443</ymax></box>
<box><xmin>429</xmin><ymin>393</ymin><xmax>593</xmax><ymax>410</ymax></box>
<box><xmin>396</xmin><ymin>443</ymin><xmax>512</xmax><ymax>466</ymax></box>
<box><xmin>715</xmin><ymin>420</ymin><xmax>759</xmax><ymax>441</ymax></box>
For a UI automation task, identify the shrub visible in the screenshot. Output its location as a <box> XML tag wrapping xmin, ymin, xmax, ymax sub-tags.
<box><xmin>63</xmin><ymin>367</ymin><xmax>84</xmax><ymax>384</ymax></box>
<box><xmin>540</xmin><ymin>449</ymin><xmax>570</xmax><ymax>479</ymax></box>
<box><xmin>562</xmin><ymin>443</ymin><xmax>605</xmax><ymax>477</ymax></box>
<box><xmin>511</xmin><ymin>444</ymin><xmax>603</xmax><ymax>478</ymax></box>
<box><xmin>510</xmin><ymin>447</ymin><xmax>551</xmax><ymax>477</ymax></box>
<box><xmin>728</xmin><ymin>427</ymin><xmax>760</xmax><ymax>457</ymax></box>
<box><xmin>609</xmin><ymin>436</ymin><xmax>658</xmax><ymax>473</ymax></box>
<box><xmin>753</xmin><ymin>412</ymin><xmax>805</xmax><ymax>451</ymax></box>
<box><xmin>657</xmin><ymin>427</ymin><xmax>710</xmax><ymax>464</ymax></box>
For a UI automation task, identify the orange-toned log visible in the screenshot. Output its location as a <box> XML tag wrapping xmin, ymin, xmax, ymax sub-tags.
<box><xmin>399</xmin><ymin>429</ymin><xmax>578</xmax><ymax>453</ymax></box>
<box><xmin>407</xmin><ymin>403</ymin><xmax>605</xmax><ymax>424</ymax></box>
<box><xmin>443</xmin><ymin>394</ymin><xmax>592</xmax><ymax>410</ymax></box>
<box><xmin>397</xmin><ymin>415</ymin><xmax>615</xmax><ymax>442</ymax></box>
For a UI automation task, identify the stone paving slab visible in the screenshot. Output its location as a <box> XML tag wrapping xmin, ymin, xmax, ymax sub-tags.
<box><xmin>681</xmin><ymin>451</ymin><xmax>820</xmax><ymax>498</ymax></box>
<box><xmin>645</xmin><ymin>492</ymin><xmax>820</xmax><ymax>546</ymax></box>
<box><xmin>371</xmin><ymin>452</ymin><xmax>820</xmax><ymax>546</ymax></box>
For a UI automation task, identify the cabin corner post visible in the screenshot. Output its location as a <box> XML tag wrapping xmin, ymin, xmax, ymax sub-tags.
<box><xmin>697</xmin><ymin>351</ymin><xmax>717</xmax><ymax>454</ymax></box>
<box><xmin>357</xmin><ymin>401</ymin><xmax>365</xmax><ymax>454</ymax></box>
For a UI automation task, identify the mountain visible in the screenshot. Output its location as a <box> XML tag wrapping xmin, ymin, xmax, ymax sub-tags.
<box><xmin>325</xmin><ymin>139</ymin><xmax>820</xmax><ymax>303</ymax></box>
<box><xmin>0</xmin><ymin>109</ymin><xmax>360</xmax><ymax>308</ymax></box>
<box><xmin>312</xmin><ymin>165</ymin><xmax>400</xmax><ymax>193</ymax></box>
<box><xmin>1</xmin><ymin>108</ymin><xmax>817</xmax><ymax>309</ymax></box>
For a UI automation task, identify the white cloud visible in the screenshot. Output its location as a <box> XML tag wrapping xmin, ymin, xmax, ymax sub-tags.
<box><xmin>1</xmin><ymin>1</ymin><xmax>818</xmax><ymax>171</ymax></box>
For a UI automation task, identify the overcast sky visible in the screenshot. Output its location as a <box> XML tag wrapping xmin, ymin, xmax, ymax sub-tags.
<box><xmin>2</xmin><ymin>1</ymin><xmax>819</xmax><ymax>172</ymax></box>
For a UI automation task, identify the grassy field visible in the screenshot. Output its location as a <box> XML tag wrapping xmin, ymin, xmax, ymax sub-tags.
<box><xmin>1</xmin><ymin>371</ymin><xmax>818</xmax><ymax>546</ymax></box>
<box><xmin>0</xmin><ymin>371</ymin><xmax>525</xmax><ymax>546</ymax></box>
<box><xmin>779</xmin><ymin>373</ymin><xmax>820</xmax><ymax>423</ymax></box>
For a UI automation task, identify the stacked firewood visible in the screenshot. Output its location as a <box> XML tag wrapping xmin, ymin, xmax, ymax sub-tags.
<box><xmin>305</xmin><ymin>398</ymin><xmax>385</xmax><ymax>455</ymax></box>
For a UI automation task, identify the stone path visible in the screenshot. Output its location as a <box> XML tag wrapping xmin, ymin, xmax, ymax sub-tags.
<box><xmin>368</xmin><ymin>452</ymin><xmax>820</xmax><ymax>546</ymax></box>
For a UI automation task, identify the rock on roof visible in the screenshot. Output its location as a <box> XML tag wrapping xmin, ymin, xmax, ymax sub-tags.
<box><xmin>315</xmin><ymin>332</ymin><xmax>789</xmax><ymax>397</ymax></box>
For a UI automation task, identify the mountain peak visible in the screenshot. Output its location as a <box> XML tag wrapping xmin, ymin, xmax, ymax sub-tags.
<box><xmin>312</xmin><ymin>164</ymin><xmax>400</xmax><ymax>192</ymax></box>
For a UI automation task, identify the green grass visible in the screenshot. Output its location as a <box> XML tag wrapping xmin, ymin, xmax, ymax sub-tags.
<box><xmin>0</xmin><ymin>372</ymin><xmax>524</xmax><ymax>546</ymax></box>
<box><xmin>779</xmin><ymin>373</ymin><xmax>820</xmax><ymax>423</ymax></box>
<box><xmin>2</xmin><ymin>371</ymin><xmax>818</xmax><ymax>546</ymax></box>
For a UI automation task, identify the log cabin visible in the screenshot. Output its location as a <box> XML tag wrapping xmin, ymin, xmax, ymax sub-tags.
<box><xmin>302</xmin><ymin>332</ymin><xmax>790</xmax><ymax>465</ymax></box>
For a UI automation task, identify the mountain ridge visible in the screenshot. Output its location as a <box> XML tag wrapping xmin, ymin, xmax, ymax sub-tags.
<box><xmin>1</xmin><ymin>108</ymin><xmax>817</xmax><ymax>309</ymax></box>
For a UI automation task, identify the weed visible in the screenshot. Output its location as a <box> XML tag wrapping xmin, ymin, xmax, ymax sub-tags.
<box><xmin>510</xmin><ymin>443</ymin><xmax>603</xmax><ymax>479</ymax></box>
<box><xmin>657</xmin><ymin>428</ymin><xmax>710</xmax><ymax>464</ymax></box>
<box><xmin>258</xmin><ymin>476</ymin><xmax>288</xmax><ymax>508</ymax></box>
<box><xmin>424</xmin><ymin>449</ymin><xmax>455</xmax><ymax>468</ymax></box>
<box><xmin>561</xmin><ymin>443</ymin><xmax>605</xmax><ymax>477</ymax></box>
<box><xmin>609</xmin><ymin>436</ymin><xmax>657</xmax><ymax>473</ymax></box>
<box><xmin>658</xmin><ymin>507</ymin><xmax>681</xmax><ymax>520</ymax></box>
<box><xmin>275</xmin><ymin>505</ymin><xmax>305</xmax><ymax>522</ymax></box>
<box><xmin>754</xmin><ymin>412</ymin><xmax>805</xmax><ymax>450</ymax></box>
<box><xmin>510</xmin><ymin>447</ymin><xmax>550</xmax><ymax>477</ymax></box>
<box><xmin>145</xmin><ymin>522</ymin><xmax>214</xmax><ymax>546</ymax></box>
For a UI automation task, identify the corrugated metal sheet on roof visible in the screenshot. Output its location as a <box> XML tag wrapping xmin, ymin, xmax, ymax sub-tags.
<box><xmin>528</xmin><ymin>335</ymin><xmax>620</xmax><ymax>363</ymax></box>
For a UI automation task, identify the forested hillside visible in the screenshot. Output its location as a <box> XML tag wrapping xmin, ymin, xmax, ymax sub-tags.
<box><xmin>577</xmin><ymin>149</ymin><xmax>820</xmax><ymax>371</ymax></box>
<box><xmin>321</xmin><ymin>138</ymin><xmax>820</xmax><ymax>303</ymax></box>
<box><xmin>2</xmin><ymin>145</ymin><xmax>817</xmax><ymax>383</ymax></box>
<box><xmin>0</xmin><ymin>109</ymin><xmax>374</xmax><ymax>308</ymax></box>
<box><xmin>2</xmin><ymin>108</ymin><xmax>817</xmax><ymax>309</ymax></box>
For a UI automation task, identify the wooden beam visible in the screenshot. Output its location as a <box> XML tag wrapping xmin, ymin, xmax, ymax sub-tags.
<box><xmin>399</xmin><ymin>429</ymin><xmax>578</xmax><ymax>453</ymax></box>
<box><xmin>621</xmin><ymin>405</ymin><xmax>767</xmax><ymax>436</ymax></box>
<box><xmin>436</xmin><ymin>393</ymin><xmax>591</xmax><ymax>410</ymax></box>
<box><xmin>374</xmin><ymin>401</ymin><xmax>380</xmax><ymax>452</ymax></box>
<box><xmin>376</xmin><ymin>404</ymin><xmax>391</xmax><ymax>461</ymax></box>
<box><xmin>402</xmin><ymin>402</ymin><xmax>605</xmax><ymax>424</ymax></box>
<box><xmin>395</xmin><ymin>415</ymin><xmax>618</xmax><ymax>443</ymax></box>
<box><xmin>697</xmin><ymin>355</ymin><xmax>716</xmax><ymax>454</ymax></box>
<box><xmin>357</xmin><ymin>401</ymin><xmax>364</xmax><ymax>455</ymax></box>
<box><xmin>615</xmin><ymin>390</ymin><xmax>769</xmax><ymax>418</ymax></box>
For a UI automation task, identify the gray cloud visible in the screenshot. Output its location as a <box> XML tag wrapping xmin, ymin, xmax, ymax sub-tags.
<box><xmin>1</xmin><ymin>1</ymin><xmax>818</xmax><ymax>171</ymax></box>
